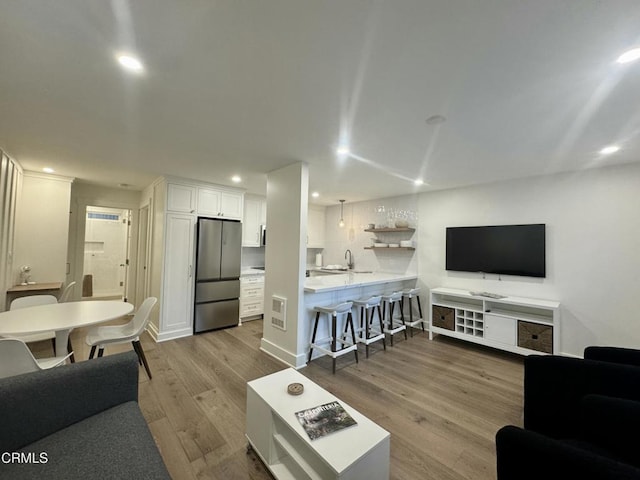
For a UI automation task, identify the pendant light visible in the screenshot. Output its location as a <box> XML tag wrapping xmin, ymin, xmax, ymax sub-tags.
<box><xmin>338</xmin><ymin>200</ymin><xmax>345</xmax><ymax>228</ymax></box>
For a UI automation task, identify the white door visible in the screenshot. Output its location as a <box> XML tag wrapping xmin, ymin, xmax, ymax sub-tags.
<box><xmin>83</xmin><ymin>206</ymin><xmax>131</xmax><ymax>300</ymax></box>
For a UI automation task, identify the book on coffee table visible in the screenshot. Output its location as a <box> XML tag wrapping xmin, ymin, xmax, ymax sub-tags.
<box><xmin>295</xmin><ymin>401</ymin><xmax>358</xmax><ymax>440</ymax></box>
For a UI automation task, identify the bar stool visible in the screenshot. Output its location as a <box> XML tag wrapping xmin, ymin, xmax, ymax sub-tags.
<box><xmin>401</xmin><ymin>288</ymin><xmax>425</xmax><ymax>337</ymax></box>
<box><xmin>351</xmin><ymin>295</ymin><xmax>386</xmax><ymax>358</ymax></box>
<box><xmin>309</xmin><ymin>302</ymin><xmax>358</xmax><ymax>373</ymax></box>
<box><xmin>381</xmin><ymin>291</ymin><xmax>406</xmax><ymax>346</ymax></box>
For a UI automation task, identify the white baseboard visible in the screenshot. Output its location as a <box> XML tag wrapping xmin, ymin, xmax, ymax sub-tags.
<box><xmin>260</xmin><ymin>338</ymin><xmax>307</xmax><ymax>369</ymax></box>
<box><xmin>147</xmin><ymin>324</ymin><xmax>193</xmax><ymax>343</ymax></box>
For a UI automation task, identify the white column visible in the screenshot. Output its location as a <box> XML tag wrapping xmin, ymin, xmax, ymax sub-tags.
<box><xmin>261</xmin><ymin>162</ymin><xmax>309</xmax><ymax>368</ymax></box>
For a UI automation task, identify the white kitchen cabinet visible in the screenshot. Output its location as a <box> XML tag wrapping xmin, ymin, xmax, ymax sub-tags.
<box><xmin>167</xmin><ymin>183</ymin><xmax>196</xmax><ymax>213</ymax></box>
<box><xmin>307</xmin><ymin>205</ymin><xmax>325</xmax><ymax>248</ymax></box>
<box><xmin>243</xmin><ymin>195</ymin><xmax>266</xmax><ymax>247</ymax></box>
<box><xmin>148</xmin><ymin>177</ymin><xmax>245</xmax><ymax>342</ymax></box>
<box><xmin>240</xmin><ymin>274</ymin><xmax>265</xmax><ymax>320</ymax></box>
<box><xmin>197</xmin><ymin>187</ymin><xmax>221</xmax><ymax>216</ymax></box>
<box><xmin>198</xmin><ymin>187</ymin><xmax>244</xmax><ymax>219</ymax></box>
<box><xmin>160</xmin><ymin>213</ymin><xmax>195</xmax><ymax>337</ymax></box>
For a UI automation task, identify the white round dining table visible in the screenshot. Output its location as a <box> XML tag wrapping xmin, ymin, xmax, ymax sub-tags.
<box><xmin>0</xmin><ymin>300</ymin><xmax>134</xmax><ymax>354</ymax></box>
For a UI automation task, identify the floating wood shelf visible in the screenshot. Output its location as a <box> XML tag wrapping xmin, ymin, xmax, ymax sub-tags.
<box><xmin>364</xmin><ymin>227</ymin><xmax>415</xmax><ymax>233</ymax></box>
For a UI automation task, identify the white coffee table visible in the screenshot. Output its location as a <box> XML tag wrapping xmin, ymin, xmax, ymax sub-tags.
<box><xmin>246</xmin><ymin>368</ymin><xmax>390</xmax><ymax>480</ymax></box>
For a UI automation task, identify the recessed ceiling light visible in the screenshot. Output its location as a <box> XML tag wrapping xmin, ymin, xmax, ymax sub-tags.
<box><xmin>231</xmin><ymin>175</ymin><xmax>242</xmax><ymax>183</ymax></box>
<box><xmin>414</xmin><ymin>179</ymin><xmax>424</xmax><ymax>186</ymax></box>
<box><xmin>116</xmin><ymin>54</ymin><xmax>144</xmax><ymax>73</ymax></box>
<box><xmin>311</xmin><ymin>192</ymin><xmax>320</xmax><ymax>198</ymax></box>
<box><xmin>336</xmin><ymin>145</ymin><xmax>350</xmax><ymax>158</ymax></box>
<box><xmin>600</xmin><ymin>145</ymin><xmax>620</xmax><ymax>155</ymax></box>
<box><xmin>616</xmin><ymin>48</ymin><xmax>640</xmax><ymax>64</ymax></box>
<box><xmin>42</xmin><ymin>167</ymin><xmax>55</xmax><ymax>173</ymax></box>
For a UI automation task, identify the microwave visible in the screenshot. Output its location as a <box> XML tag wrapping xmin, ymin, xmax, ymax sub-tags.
<box><xmin>260</xmin><ymin>224</ymin><xmax>266</xmax><ymax>246</ymax></box>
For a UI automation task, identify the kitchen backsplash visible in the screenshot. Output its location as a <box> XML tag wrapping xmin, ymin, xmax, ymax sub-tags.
<box><xmin>241</xmin><ymin>247</ymin><xmax>265</xmax><ymax>269</ymax></box>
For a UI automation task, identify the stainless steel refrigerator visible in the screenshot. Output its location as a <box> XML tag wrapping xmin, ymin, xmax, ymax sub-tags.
<box><xmin>193</xmin><ymin>217</ymin><xmax>242</xmax><ymax>333</ymax></box>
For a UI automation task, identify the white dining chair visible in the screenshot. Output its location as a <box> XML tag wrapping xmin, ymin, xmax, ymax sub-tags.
<box><xmin>85</xmin><ymin>297</ymin><xmax>158</xmax><ymax>379</ymax></box>
<box><xmin>8</xmin><ymin>286</ymin><xmax>77</xmax><ymax>362</ymax></box>
<box><xmin>7</xmin><ymin>295</ymin><xmax>59</xmax><ymax>354</ymax></box>
<box><xmin>59</xmin><ymin>281</ymin><xmax>77</xmax><ymax>303</ymax></box>
<box><xmin>0</xmin><ymin>338</ymin><xmax>72</xmax><ymax>379</ymax></box>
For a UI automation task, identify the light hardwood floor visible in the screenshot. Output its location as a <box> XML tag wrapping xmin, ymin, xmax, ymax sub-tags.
<box><xmin>34</xmin><ymin>319</ymin><xmax>525</xmax><ymax>480</ymax></box>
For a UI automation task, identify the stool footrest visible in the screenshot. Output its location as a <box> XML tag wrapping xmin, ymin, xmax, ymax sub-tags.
<box><xmin>310</xmin><ymin>343</ymin><xmax>358</xmax><ymax>359</ymax></box>
<box><xmin>406</xmin><ymin>319</ymin><xmax>426</xmax><ymax>327</ymax></box>
<box><xmin>356</xmin><ymin>332</ymin><xmax>385</xmax><ymax>345</ymax></box>
<box><xmin>384</xmin><ymin>324</ymin><xmax>407</xmax><ymax>335</ymax></box>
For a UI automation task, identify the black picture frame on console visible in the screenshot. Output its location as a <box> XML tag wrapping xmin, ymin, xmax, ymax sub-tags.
<box><xmin>445</xmin><ymin>224</ymin><xmax>546</xmax><ymax>278</ymax></box>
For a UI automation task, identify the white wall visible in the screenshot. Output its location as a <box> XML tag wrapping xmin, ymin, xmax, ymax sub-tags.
<box><xmin>261</xmin><ymin>162</ymin><xmax>308</xmax><ymax>367</ymax></box>
<box><xmin>417</xmin><ymin>162</ymin><xmax>640</xmax><ymax>357</ymax></box>
<box><xmin>322</xmin><ymin>194</ymin><xmax>419</xmax><ymax>274</ymax></box>
<box><xmin>13</xmin><ymin>172</ymin><xmax>73</xmax><ymax>284</ymax></box>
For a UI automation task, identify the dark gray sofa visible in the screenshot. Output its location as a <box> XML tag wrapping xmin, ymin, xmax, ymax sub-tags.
<box><xmin>0</xmin><ymin>351</ymin><xmax>170</xmax><ymax>480</ymax></box>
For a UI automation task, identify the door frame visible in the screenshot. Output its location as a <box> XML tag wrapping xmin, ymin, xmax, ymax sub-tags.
<box><xmin>70</xmin><ymin>199</ymin><xmax>139</xmax><ymax>305</ymax></box>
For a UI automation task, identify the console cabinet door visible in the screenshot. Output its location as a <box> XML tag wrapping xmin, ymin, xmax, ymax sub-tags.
<box><xmin>484</xmin><ymin>314</ymin><xmax>516</xmax><ymax>345</ymax></box>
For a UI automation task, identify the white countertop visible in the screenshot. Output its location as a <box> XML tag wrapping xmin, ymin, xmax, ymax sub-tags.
<box><xmin>241</xmin><ymin>268</ymin><xmax>265</xmax><ymax>276</ymax></box>
<box><xmin>304</xmin><ymin>272</ymin><xmax>417</xmax><ymax>293</ymax></box>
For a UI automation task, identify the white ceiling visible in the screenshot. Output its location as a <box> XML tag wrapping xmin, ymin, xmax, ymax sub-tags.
<box><xmin>1</xmin><ymin>1</ymin><xmax>640</xmax><ymax>205</ymax></box>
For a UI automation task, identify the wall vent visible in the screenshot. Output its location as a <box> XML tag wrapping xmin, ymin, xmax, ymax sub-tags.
<box><xmin>271</xmin><ymin>295</ymin><xmax>287</xmax><ymax>331</ymax></box>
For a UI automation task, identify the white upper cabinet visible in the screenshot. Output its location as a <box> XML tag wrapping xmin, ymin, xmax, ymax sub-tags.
<box><xmin>307</xmin><ymin>205</ymin><xmax>325</xmax><ymax>248</ymax></box>
<box><xmin>220</xmin><ymin>190</ymin><xmax>244</xmax><ymax>219</ymax></box>
<box><xmin>167</xmin><ymin>184</ymin><xmax>196</xmax><ymax>213</ymax></box>
<box><xmin>197</xmin><ymin>188</ymin><xmax>221</xmax><ymax>216</ymax></box>
<box><xmin>196</xmin><ymin>187</ymin><xmax>243</xmax><ymax>219</ymax></box>
<box><xmin>243</xmin><ymin>195</ymin><xmax>266</xmax><ymax>247</ymax></box>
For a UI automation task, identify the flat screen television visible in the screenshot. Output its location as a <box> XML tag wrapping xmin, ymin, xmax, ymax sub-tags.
<box><xmin>446</xmin><ymin>224</ymin><xmax>546</xmax><ymax>278</ymax></box>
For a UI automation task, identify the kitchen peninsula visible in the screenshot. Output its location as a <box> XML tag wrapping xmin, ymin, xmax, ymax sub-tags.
<box><xmin>302</xmin><ymin>272</ymin><xmax>418</xmax><ymax>364</ymax></box>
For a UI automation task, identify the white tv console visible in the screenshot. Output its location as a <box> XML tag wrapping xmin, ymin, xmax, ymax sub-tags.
<box><xmin>429</xmin><ymin>287</ymin><xmax>560</xmax><ymax>355</ymax></box>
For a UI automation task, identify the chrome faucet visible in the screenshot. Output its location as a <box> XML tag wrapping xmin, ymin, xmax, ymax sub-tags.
<box><xmin>345</xmin><ymin>249</ymin><xmax>354</xmax><ymax>270</ymax></box>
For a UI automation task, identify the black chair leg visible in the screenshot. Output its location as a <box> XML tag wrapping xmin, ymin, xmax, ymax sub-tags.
<box><xmin>133</xmin><ymin>340</ymin><xmax>152</xmax><ymax>379</ymax></box>
<box><xmin>417</xmin><ymin>295</ymin><xmax>425</xmax><ymax>332</ymax></box>
<box><xmin>308</xmin><ymin>311</ymin><xmax>320</xmax><ymax>363</ymax></box>
<box><xmin>347</xmin><ymin>312</ymin><xmax>358</xmax><ymax>364</ymax></box>
<box><xmin>67</xmin><ymin>337</ymin><xmax>75</xmax><ymax>363</ymax></box>
<box><xmin>377</xmin><ymin>306</ymin><xmax>386</xmax><ymax>350</ymax></box>
<box><xmin>89</xmin><ymin>345</ymin><xmax>96</xmax><ymax>359</ymax></box>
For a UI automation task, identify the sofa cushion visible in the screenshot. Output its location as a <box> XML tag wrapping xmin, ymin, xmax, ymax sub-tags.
<box><xmin>0</xmin><ymin>401</ymin><xmax>170</xmax><ymax>480</ymax></box>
